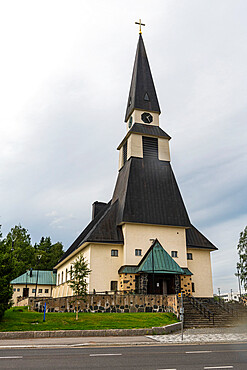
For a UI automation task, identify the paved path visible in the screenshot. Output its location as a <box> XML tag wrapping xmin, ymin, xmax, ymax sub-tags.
<box><xmin>149</xmin><ymin>332</ymin><xmax>247</xmax><ymax>343</ymax></box>
<box><xmin>149</xmin><ymin>324</ymin><xmax>247</xmax><ymax>344</ymax></box>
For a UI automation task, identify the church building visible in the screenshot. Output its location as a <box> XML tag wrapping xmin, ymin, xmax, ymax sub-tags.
<box><xmin>53</xmin><ymin>30</ymin><xmax>217</xmax><ymax>299</ymax></box>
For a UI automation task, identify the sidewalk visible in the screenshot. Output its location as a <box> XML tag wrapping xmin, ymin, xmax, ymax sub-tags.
<box><xmin>0</xmin><ymin>335</ymin><xmax>154</xmax><ymax>348</ymax></box>
<box><xmin>0</xmin><ymin>325</ymin><xmax>246</xmax><ymax>348</ymax></box>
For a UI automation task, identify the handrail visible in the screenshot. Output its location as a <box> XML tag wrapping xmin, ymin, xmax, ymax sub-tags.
<box><xmin>187</xmin><ymin>296</ymin><xmax>215</xmax><ymax>325</ymax></box>
<box><xmin>210</xmin><ymin>297</ymin><xmax>237</xmax><ymax>317</ymax></box>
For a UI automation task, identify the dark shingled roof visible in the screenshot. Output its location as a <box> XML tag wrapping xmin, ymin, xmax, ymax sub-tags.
<box><xmin>58</xmin><ymin>158</ymin><xmax>216</xmax><ymax>265</ymax></box>
<box><xmin>125</xmin><ymin>34</ymin><xmax>161</xmax><ymax>122</ymax></box>
<box><xmin>186</xmin><ymin>225</ymin><xmax>218</xmax><ymax>250</ymax></box>
<box><xmin>117</xmin><ymin>123</ymin><xmax>171</xmax><ymax>150</ymax></box>
<box><xmin>58</xmin><ymin>201</ymin><xmax>124</xmax><ymax>264</ymax></box>
<box><xmin>130</xmin><ymin>123</ymin><xmax>171</xmax><ymax>139</ymax></box>
<box><xmin>112</xmin><ymin>157</ymin><xmax>191</xmax><ymax>227</ymax></box>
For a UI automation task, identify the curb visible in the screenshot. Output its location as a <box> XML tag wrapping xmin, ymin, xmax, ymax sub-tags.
<box><xmin>0</xmin><ymin>322</ymin><xmax>181</xmax><ymax>340</ymax></box>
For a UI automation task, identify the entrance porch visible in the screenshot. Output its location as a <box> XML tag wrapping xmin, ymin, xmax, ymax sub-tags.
<box><xmin>118</xmin><ymin>239</ymin><xmax>192</xmax><ymax>295</ymax></box>
<box><xmin>135</xmin><ymin>272</ymin><xmax>181</xmax><ymax>295</ymax></box>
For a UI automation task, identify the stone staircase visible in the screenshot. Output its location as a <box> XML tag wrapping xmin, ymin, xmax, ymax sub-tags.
<box><xmin>183</xmin><ymin>297</ymin><xmax>247</xmax><ymax>328</ymax></box>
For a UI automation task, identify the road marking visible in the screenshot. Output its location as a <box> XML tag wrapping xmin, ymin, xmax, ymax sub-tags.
<box><xmin>0</xmin><ymin>356</ymin><xmax>23</xmax><ymax>359</ymax></box>
<box><xmin>186</xmin><ymin>351</ymin><xmax>212</xmax><ymax>354</ymax></box>
<box><xmin>157</xmin><ymin>368</ymin><xmax>177</xmax><ymax>370</ymax></box>
<box><xmin>89</xmin><ymin>353</ymin><xmax>122</xmax><ymax>357</ymax></box>
<box><xmin>204</xmin><ymin>367</ymin><xmax>233</xmax><ymax>369</ymax></box>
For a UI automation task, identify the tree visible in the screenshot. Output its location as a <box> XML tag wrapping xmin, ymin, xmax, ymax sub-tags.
<box><xmin>0</xmin><ymin>226</ymin><xmax>13</xmax><ymax>320</ymax></box>
<box><xmin>69</xmin><ymin>254</ymin><xmax>91</xmax><ymax>320</ymax></box>
<box><xmin>5</xmin><ymin>224</ymin><xmax>34</xmax><ymax>280</ymax></box>
<box><xmin>3</xmin><ymin>226</ymin><xmax>64</xmax><ymax>279</ymax></box>
<box><xmin>34</xmin><ymin>237</ymin><xmax>63</xmax><ymax>270</ymax></box>
<box><xmin>236</xmin><ymin>226</ymin><xmax>247</xmax><ymax>292</ymax></box>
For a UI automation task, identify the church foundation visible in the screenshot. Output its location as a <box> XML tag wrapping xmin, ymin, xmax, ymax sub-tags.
<box><xmin>28</xmin><ymin>293</ymin><xmax>179</xmax><ymax>315</ymax></box>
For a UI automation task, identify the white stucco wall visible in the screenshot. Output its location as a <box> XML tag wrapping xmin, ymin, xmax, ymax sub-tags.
<box><xmin>122</xmin><ymin>223</ymin><xmax>187</xmax><ymax>267</ymax></box>
<box><xmin>53</xmin><ymin>243</ymin><xmax>124</xmax><ymax>296</ymax></box>
<box><xmin>158</xmin><ymin>138</ymin><xmax>170</xmax><ymax>161</ymax></box>
<box><xmin>187</xmin><ymin>248</ymin><xmax>214</xmax><ymax>297</ymax></box>
<box><xmin>127</xmin><ymin>133</ymin><xmax>143</xmax><ymax>160</ymax></box>
<box><xmin>90</xmin><ymin>244</ymin><xmax>123</xmax><ymax>292</ymax></box>
<box><xmin>53</xmin><ymin>245</ymin><xmax>91</xmax><ymax>298</ymax></box>
<box><xmin>11</xmin><ymin>284</ymin><xmax>54</xmax><ymax>305</ymax></box>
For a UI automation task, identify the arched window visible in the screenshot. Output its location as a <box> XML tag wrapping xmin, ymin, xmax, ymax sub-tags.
<box><xmin>61</xmin><ymin>271</ymin><xmax>64</xmax><ymax>284</ymax></box>
<box><xmin>65</xmin><ymin>269</ymin><xmax>68</xmax><ymax>282</ymax></box>
<box><xmin>58</xmin><ymin>274</ymin><xmax>60</xmax><ymax>285</ymax></box>
<box><xmin>70</xmin><ymin>265</ymin><xmax>73</xmax><ymax>280</ymax></box>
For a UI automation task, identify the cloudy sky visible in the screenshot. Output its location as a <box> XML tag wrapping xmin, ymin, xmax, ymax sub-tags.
<box><xmin>1</xmin><ymin>0</ymin><xmax>246</xmax><ymax>294</ymax></box>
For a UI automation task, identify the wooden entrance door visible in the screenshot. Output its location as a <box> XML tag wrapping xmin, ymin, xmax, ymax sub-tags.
<box><xmin>23</xmin><ymin>288</ymin><xmax>29</xmax><ymax>298</ymax></box>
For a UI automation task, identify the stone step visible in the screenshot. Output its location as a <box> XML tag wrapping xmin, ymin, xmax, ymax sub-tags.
<box><xmin>181</xmin><ymin>298</ymin><xmax>245</xmax><ymax>328</ymax></box>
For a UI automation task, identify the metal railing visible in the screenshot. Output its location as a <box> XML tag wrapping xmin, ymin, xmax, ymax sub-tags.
<box><xmin>187</xmin><ymin>296</ymin><xmax>215</xmax><ymax>325</ymax></box>
<box><xmin>209</xmin><ymin>297</ymin><xmax>237</xmax><ymax>317</ymax></box>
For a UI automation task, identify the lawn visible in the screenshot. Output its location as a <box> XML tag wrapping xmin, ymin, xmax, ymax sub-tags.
<box><xmin>0</xmin><ymin>307</ymin><xmax>178</xmax><ymax>332</ymax></box>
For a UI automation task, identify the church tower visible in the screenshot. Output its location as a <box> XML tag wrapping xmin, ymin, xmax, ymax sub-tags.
<box><xmin>54</xmin><ymin>30</ymin><xmax>217</xmax><ymax>299</ymax></box>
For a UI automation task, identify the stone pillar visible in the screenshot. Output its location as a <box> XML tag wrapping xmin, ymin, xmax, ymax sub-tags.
<box><xmin>139</xmin><ymin>274</ymin><xmax>148</xmax><ymax>294</ymax></box>
<box><xmin>175</xmin><ymin>274</ymin><xmax>180</xmax><ymax>294</ymax></box>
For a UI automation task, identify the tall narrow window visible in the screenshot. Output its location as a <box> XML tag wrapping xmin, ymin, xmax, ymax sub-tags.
<box><xmin>142</xmin><ymin>136</ymin><xmax>158</xmax><ymax>158</ymax></box>
<box><xmin>192</xmin><ymin>282</ymin><xmax>195</xmax><ymax>292</ymax></box>
<box><xmin>123</xmin><ymin>142</ymin><xmax>127</xmax><ymax>164</ymax></box>
<box><xmin>111</xmin><ymin>281</ymin><xmax>118</xmax><ymax>291</ymax></box>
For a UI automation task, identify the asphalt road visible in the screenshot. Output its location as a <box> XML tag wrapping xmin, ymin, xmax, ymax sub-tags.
<box><xmin>0</xmin><ymin>343</ymin><xmax>247</xmax><ymax>369</ymax></box>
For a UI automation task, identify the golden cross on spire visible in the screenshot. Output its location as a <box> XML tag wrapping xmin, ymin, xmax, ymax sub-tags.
<box><xmin>135</xmin><ymin>19</ymin><xmax>145</xmax><ymax>34</ymax></box>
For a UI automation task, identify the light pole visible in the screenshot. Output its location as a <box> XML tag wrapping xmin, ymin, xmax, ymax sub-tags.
<box><xmin>10</xmin><ymin>235</ymin><xmax>17</xmax><ymax>277</ymax></box>
<box><xmin>35</xmin><ymin>255</ymin><xmax>42</xmax><ymax>298</ymax></box>
<box><xmin>149</xmin><ymin>239</ymin><xmax>155</xmax><ymax>294</ymax></box>
<box><xmin>237</xmin><ymin>267</ymin><xmax>242</xmax><ymax>298</ymax></box>
<box><xmin>218</xmin><ymin>287</ymin><xmax>221</xmax><ymax>299</ymax></box>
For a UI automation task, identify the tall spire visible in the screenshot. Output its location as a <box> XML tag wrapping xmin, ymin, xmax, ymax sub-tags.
<box><xmin>125</xmin><ymin>34</ymin><xmax>161</xmax><ymax>122</ymax></box>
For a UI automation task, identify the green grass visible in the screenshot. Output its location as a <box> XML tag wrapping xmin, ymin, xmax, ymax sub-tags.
<box><xmin>0</xmin><ymin>307</ymin><xmax>178</xmax><ymax>332</ymax></box>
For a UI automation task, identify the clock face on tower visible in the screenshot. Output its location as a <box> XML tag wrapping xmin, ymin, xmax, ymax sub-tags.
<box><xmin>141</xmin><ymin>112</ymin><xmax>153</xmax><ymax>124</ymax></box>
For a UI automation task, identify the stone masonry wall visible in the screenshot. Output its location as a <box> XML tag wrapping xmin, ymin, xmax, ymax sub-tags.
<box><xmin>29</xmin><ymin>294</ymin><xmax>178</xmax><ymax>315</ymax></box>
<box><xmin>119</xmin><ymin>273</ymin><xmax>136</xmax><ymax>292</ymax></box>
<box><xmin>180</xmin><ymin>275</ymin><xmax>193</xmax><ymax>296</ymax></box>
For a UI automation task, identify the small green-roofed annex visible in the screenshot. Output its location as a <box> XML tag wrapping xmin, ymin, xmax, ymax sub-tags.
<box><xmin>136</xmin><ymin>240</ymin><xmax>185</xmax><ymax>274</ymax></box>
<box><xmin>182</xmin><ymin>267</ymin><xmax>193</xmax><ymax>276</ymax></box>
<box><xmin>10</xmin><ymin>270</ymin><xmax>56</xmax><ymax>286</ymax></box>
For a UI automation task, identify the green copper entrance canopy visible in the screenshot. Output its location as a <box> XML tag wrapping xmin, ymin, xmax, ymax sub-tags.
<box><xmin>136</xmin><ymin>240</ymin><xmax>184</xmax><ymax>274</ymax></box>
<box><xmin>119</xmin><ymin>240</ymin><xmax>191</xmax><ymax>275</ymax></box>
